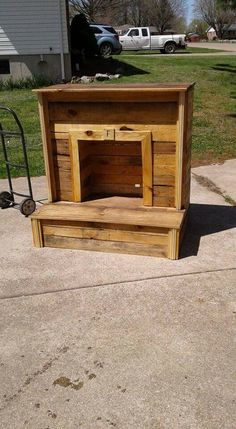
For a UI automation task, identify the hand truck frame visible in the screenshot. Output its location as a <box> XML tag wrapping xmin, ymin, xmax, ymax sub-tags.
<box><xmin>0</xmin><ymin>106</ymin><xmax>36</xmax><ymax>216</ymax></box>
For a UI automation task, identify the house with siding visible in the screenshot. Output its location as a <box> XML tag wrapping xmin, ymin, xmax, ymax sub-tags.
<box><xmin>0</xmin><ymin>0</ymin><xmax>71</xmax><ymax>81</ymax></box>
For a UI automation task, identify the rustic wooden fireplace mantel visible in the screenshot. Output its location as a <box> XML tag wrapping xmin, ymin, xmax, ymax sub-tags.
<box><xmin>31</xmin><ymin>83</ymin><xmax>194</xmax><ymax>259</ymax></box>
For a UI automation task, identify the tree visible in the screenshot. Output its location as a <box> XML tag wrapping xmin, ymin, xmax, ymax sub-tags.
<box><xmin>187</xmin><ymin>18</ymin><xmax>208</xmax><ymax>36</ymax></box>
<box><xmin>69</xmin><ymin>0</ymin><xmax>122</xmax><ymax>23</ymax></box>
<box><xmin>149</xmin><ymin>0</ymin><xmax>186</xmax><ymax>33</ymax></box>
<box><xmin>195</xmin><ymin>0</ymin><xmax>236</xmax><ymax>39</ymax></box>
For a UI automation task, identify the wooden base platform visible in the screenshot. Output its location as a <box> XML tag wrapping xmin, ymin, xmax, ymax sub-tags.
<box><xmin>31</xmin><ymin>197</ymin><xmax>187</xmax><ymax>259</ymax></box>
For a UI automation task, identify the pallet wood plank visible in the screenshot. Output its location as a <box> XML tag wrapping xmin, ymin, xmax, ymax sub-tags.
<box><xmin>43</xmin><ymin>224</ymin><xmax>168</xmax><ymax>246</ymax></box>
<box><xmin>31</xmin><ymin>201</ymin><xmax>185</xmax><ymax>229</ymax></box>
<box><xmin>44</xmin><ymin>235</ymin><xmax>168</xmax><ymax>258</ymax></box>
<box><xmin>31</xmin><ymin>219</ymin><xmax>43</xmax><ymax>247</ymax></box>
<box><xmin>38</xmin><ymin>94</ymin><xmax>57</xmax><ymax>202</ymax></box>
<box><xmin>175</xmin><ymin>92</ymin><xmax>185</xmax><ymax>209</ymax></box>
<box><xmin>142</xmin><ymin>134</ymin><xmax>152</xmax><ymax>206</ymax></box>
<box><xmin>51</xmin><ymin>123</ymin><xmax>177</xmax><ymax>142</ymax></box>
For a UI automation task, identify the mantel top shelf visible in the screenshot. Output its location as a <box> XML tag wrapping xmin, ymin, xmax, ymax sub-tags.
<box><xmin>33</xmin><ymin>82</ymin><xmax>195</xmax><ymax>94</ymax></box>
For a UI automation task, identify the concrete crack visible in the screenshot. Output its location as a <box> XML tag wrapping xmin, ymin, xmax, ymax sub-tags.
<box><xmin>192</xmin><ymin>173</ymin><xmax>236</xmax><ymax>206</ymax></box>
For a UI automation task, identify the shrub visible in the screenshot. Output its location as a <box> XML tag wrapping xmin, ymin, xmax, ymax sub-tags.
<box><xmin>0</xmin><ymin>75</ymin><xmax>54</xmax><ymax>91</ymax></box>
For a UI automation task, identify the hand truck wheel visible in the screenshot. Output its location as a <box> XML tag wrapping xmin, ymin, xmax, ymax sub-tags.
<box><xmin>19</xmin><ymin>198</ymin><xmax>36</xmax><ymax>216</ymax></box>
<box><xmin>0</xmin><ymin>191</ymin><xmax>13</xmax><ymax>209</ymax></box>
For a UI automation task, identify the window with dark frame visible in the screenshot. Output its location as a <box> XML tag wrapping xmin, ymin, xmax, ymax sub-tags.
<box><xmin>0</xmin><ymin>60</ymin><xmax>10</xmax><ymax>74</ymax></box>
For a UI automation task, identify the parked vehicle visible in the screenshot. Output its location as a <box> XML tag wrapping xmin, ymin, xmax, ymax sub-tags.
<box><xmin>119</xmin><ymin>27</ymin><xmax>187</xmax><ymax>53</ymax></box>
<box><xmin>89</xmin><ymin>24</ymin><xmax>122</xmax><ymax>56</ymax></box>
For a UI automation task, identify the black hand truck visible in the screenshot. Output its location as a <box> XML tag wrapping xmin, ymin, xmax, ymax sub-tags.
<box><xmin>0</xmin><ymin>106</ymin><xmax>36</xmax><ymax>217</ymax></box>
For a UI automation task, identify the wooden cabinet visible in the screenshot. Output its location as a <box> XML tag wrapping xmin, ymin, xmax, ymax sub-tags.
<box><xmin>31</xmin><ymin>83</ymin><xmax>194</xmax><ymax>259</ymax></box>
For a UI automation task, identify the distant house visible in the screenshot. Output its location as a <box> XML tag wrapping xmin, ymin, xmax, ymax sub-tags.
<box><xmin>0</xmin><ymin>0</ymin><xmax>71</xmax><ymax>81</ymax></box>
<box><xmin>207</xmin><ymin>27</ymin><xmax>217</xmax><ymax>40</ymax></box>
<box><xmin>207</xmin><ymin>24</ymin><xmax>236</xmax><ymax>40</ymax></box>
<box><xmin>224</xmin><ymin>23</ymin><xmax>236</xmax><ymax>39</ymax></box>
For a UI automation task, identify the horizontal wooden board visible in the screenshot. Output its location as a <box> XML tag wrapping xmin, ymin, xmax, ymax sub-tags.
<box><xmin>153</xmin><ymin>142</ymin><xmax>176</xmax><ymax>154</ymax></box>
<box><xmin>44</xmin><ymin>88</ymin><xmax>181</xmax><ymax>104</ymax></box>
<box><xmin>48</xmin><ymin>102</ymin><xmax>178</xmax><ymax>124</ymax></box>
<box><xmin>153</xmin><ymin>196</ymin><xmax>175</xmax><ymax>207</ymax></box>
<box><xmin>31</xmin><ymin>199</ymin><xmax>185</xmax><ymax>229</ymax></box>
<box><xmin>35</xmin><ymin>83</ymin><xmax>193</xmax><ymax>93</ymax></box>
<box><xmin>88</xmin><ymin>141</ymin><xmax>142</xmax><ymax>157</ymax></box>
<box><xmin>93</xmin><ymin>163</ymin><xmax>142</xmax><ymax>176</ymax></box>
<box><xmin>93</xmin><ymin>155</ymin><xmax>142</xmax><ymax>167</ymax></box>
<box><xmin>54</xmin><ymin>155</ymin><xmax>71</xmax><ymax>170</ymax></box>
<box><xmin>92</xmin><ymin>174</ymin><xmax>142</xmax><ymax>186</ymax></box>
<box><xmin>153</xmin><ymin>185</ymin><xmax>175</xmax><ymax>198</ymax></box>
<box><xmin>50</xmin><ymin>123</ymin><xmax>177</xmax><ymax>142</ymax></box>
<box><xmin>154</xmin><ymin>153</ymin><xmax>175</xmax><ymax>166</ymax></box>
<box><xmin>153</xmin><ymin>174</ymin><xmax>175</xmax><ymax>186</ymax></box>
<box><xmin>92</xmin><ymin>183</ymin><xmax>142</xmax><ymax>197</ymax></box>
<box><xmin>56</xmin><ymin>189</ymin><xmax>73</xmax><ymax>201</ymax></box>
<box><xmin>54</xmin><ymin>167</ymin><xmax>71</xmax><ymax>183</ymax></box>
<box><xmin>43</xmin><ymin>234</ymin><xmax>168</xmax><ymax>258</ymax></box>
<box><xmin>52</xmin><ymin>139</ymin><xmax>69</xmax><ymax>155</ymax></box>
<box><xmin>42</xmin><ymin>224</ymin><xmax>168</xmax><ymax>246</ymax></box>
<box><xmin>41</xmin><ymin>218</ymin><xmax>168</xmax><ymax>234</ymax></box>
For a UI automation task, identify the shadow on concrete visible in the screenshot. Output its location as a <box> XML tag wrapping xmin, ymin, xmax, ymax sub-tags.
<box><xmin>180</xmin><ymin>203</ymin><xmax>236</xmax><ymax>258</ymax></box>
<box><xmin>75</xmin><ymin>57</ymin><xmax>149</xmax><ymax>77</ymax></box>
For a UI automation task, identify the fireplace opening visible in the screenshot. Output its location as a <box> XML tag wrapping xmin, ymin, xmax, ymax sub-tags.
<box><xmin>69</xmin><ymin>129</ymin><xmax>153</xmax><ymax>206</ymax></box>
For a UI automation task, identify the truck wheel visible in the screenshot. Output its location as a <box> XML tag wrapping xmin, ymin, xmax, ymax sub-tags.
<box><xmin>164</xmin><ymin>42</ymin><xmax>176</xmax><ymax>54</ymax></box>
<box><xmin>160</xmin><ymin>49</ymin><xmax>165</xmax><ymax>54</ymax></box>
<box><xmin>99</xmin><ymin>43</ymin><xmax>113</xmax><ymax>57</ymax></box>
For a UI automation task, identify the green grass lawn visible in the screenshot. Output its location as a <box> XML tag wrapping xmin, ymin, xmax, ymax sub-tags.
<box><xmin>120</xmin><ymin>46</ymin><xmax>225</xmax><ymax>55</ymax></box>
<box><xmin>0</xmin><ymin>54</ymin><xmax>235</xmax><ymax>178</ymax></box>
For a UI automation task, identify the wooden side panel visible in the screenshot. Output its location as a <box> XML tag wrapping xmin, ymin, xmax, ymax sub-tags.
<box><xmin>38</xmin><ymin>94</ymin><xmax>57</xmax><ymax>202</ymax></box>
<box><xmin>175</xmin><ymin>92</ymin><xmax>185</xmax><ymax>210</ymax></box>
<box><xmin>181</xmin><ymin>87</ymin><xmax>194</xmax><ymax>209</ymax></box>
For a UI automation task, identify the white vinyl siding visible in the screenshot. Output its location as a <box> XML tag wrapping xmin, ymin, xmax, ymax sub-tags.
<box><xmin>0</xmin><ymin>0</ymin><xmax>69</xmax><ymax>55</ymax></box>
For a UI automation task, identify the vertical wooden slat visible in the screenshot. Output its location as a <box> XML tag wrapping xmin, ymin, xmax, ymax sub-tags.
<box><xmin>37</xmin><ymin>94</ymin><xmax>57</xmax><ymax>202</ymax></box>
<box><xmin>168</xmin><ymin>229</ymin><xmax>179</xmax><ymax>260</ymax></box>
<box><xmin>142</xmin><ymin>133</ymin><xmax>153</xmax><ymax>206</ymax></box>
<box><xmin>175</xmin><ymin>92</ymin><xmax>185</xmax><ymax>210</ymax></box>
<box><xmin>69</xmin><ymin>133</ymin><xmax>81</xmax><ymax>202</ymax></box>
<box><xmin>31</xmin><ymin>219</ymin><xmax>43</xmax><ymax>247</ymax></box>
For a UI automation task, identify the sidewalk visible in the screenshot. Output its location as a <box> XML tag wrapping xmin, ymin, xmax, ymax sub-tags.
<box><xmin>0</xmin><ymin>161</ymin><xmax>235</xmax><ymax>429</ymax></box>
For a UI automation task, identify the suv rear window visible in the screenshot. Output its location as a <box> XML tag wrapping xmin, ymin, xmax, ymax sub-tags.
<box><xmin>103</xmin><ymin>26</ymin><xmax>117</xmax><ymax>35</ymax></box>
<box><xmin>90</xmin><ymin>26</ymin><xmax>103</xmax><ymax>34</ymax></box>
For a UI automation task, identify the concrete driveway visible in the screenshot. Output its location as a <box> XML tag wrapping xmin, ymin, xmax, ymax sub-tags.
<box><xmin>0</xmin><ymin>160</ymin><xmax>236</xmax><ymax>429</ymax></box>
<box><xmin>188</xmin><ymin>41</ymin><xmax>236</xmax><ymax>52</ymax></box>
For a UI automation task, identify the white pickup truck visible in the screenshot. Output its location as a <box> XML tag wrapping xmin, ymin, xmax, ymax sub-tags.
<box><xmin>119</xmin><ymin>27</ymin><xmax>187</xmax><ymax>54</ymax></box>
